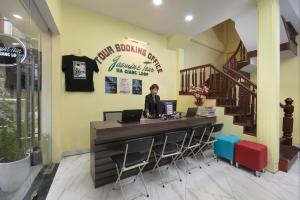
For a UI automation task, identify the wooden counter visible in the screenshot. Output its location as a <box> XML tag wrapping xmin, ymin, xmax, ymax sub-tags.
<box><xmin>90</xmin><ymin>116</ymin><xmax>216</xmax><ymax>187</ymax></box>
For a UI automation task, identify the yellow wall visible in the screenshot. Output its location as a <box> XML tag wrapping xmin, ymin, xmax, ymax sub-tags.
<box><xmin>50</xmin><ymin>1</ymin><xmax>178</xmax><ymax>162</ymax></box>
<box><xmin>251</xmin><ymin>36</ymin><xmax>300</xmax><ymax>146</ymax></box>
<box><xmin>183</xmin><ymin>42</ymin><xmax>224</xmax><ymax>69</ymax></box>
<box><xmin>184</xmin><ymin>29</ymin><xmax>225</xmax><ymax>69</ymax></box>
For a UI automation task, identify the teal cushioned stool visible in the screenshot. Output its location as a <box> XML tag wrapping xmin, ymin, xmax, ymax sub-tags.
<box><xmin>214</xmin><ymin>135</ymin><xmax>240</xmax><ymax>165</ymax></box>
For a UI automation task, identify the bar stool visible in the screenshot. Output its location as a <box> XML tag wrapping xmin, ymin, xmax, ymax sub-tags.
<box><xmin>111</xmin><ymin>136</ymin><xmax>154</xmax><ymax>199</ymax></box>
<box><xmin>176</xmin><ymin>126</ymin><xmax>207</xmax><ymax>173</ymax></box>
<box><xmin>152</xmin><ymin>130</ymin><xmax>187</xmax><ymax>188</ymax></box>
<box><xmin>193</xmin><ymin>123</ymin><xmax>224</xmax><ymax>166</ymax></box>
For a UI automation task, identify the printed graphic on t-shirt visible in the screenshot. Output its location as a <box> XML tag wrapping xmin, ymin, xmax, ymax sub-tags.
<box><xmin>73</xmin><ymin>61</ymin><xmax>86</xmax><ymax>79</ymax></box>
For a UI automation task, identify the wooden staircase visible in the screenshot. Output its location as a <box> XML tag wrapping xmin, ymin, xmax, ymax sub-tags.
<box><xmin>179</xmin><ymin>37</ymin><xmax>257</xmax><ymax>135</ymax></box>
<box><xmin>179</xmin><ymin>18</ymin><xmax>298</xmax><ymax>170</ymax></box>
<box><xmin>179</xmin><ymin>16</ymin><xmax>298</xmax><ymax>136</ymax></box>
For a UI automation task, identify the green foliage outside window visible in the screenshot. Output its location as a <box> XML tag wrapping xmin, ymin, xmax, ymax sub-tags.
<box><xmin>0</xmin><ymin>95</ymin><xmax>26</xmax><ymax>163</ymax></box>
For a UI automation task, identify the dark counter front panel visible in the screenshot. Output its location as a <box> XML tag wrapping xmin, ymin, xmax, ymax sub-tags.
<box><xmin>90</xmin><ymin>116</ymin><xmax>216</xmax><ymax>187</ymax></box>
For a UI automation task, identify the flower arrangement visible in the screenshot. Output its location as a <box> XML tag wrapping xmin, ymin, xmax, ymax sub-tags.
<box><xmin>189</xmin><ymin>85</ymin><xmax>209</xmax><ymax>106</ymax></box>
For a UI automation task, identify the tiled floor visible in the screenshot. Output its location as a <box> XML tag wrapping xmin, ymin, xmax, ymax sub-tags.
<box><xmin>46</xmin><ymin>153</ymin><xmax>299</xmax><ymax>200</ymax></box>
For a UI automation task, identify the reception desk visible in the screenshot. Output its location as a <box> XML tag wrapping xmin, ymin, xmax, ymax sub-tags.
<box><xmin>90</xmin><ymin>116</ymin><xmax>216</xmax><ymax>187</ymax></box>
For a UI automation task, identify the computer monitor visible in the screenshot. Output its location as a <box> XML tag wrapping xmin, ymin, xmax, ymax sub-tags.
<box><xmin>119</xmin><ymin>109</ymin><xmax>143</xmax><ymax>123</ymax></box>
<box><xmin>161</xmin><ymin>100</ymin><xmax>177</xmax><ymax>114</ymax></box>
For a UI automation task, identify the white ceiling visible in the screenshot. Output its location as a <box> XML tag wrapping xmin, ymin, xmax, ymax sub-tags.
<box><xmin>66</xmin><ymin>0</ymin><xmax>256</xmax><ymax>35</ymax></box>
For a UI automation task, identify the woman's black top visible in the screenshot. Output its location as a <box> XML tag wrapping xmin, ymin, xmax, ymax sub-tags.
<box><xmin>144</xmin><ymin>94</ymin><xmax>161</xmax><ymax>117</ymax></box>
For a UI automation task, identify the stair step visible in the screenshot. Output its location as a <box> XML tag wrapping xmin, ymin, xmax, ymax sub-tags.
<box><xmin>279</xmin><ymin>145</ymin><xmax>299</xmax><ymax>172</ymax></box>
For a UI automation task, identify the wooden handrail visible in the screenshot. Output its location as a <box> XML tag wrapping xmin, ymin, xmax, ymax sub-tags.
<box><xmin>179</xmin><ymin>64</ymin><xmax>256</xmax><ymax>96</ymax></box>
<box><xmin>180</xmin><ymin>64</ymin><xmax>211</xmax><ymax>73</ymax></box>
<box><xmin>224</xmin><ymin>67</ymin><xmax>257</xmax><ymax>88</ymax></box>
<box><xmin>208</xmin><ymin>64</ymin><xmax>257</xmax><ymax>96</ymax></box>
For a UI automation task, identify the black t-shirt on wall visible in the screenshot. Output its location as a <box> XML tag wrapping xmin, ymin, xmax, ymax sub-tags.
<box><xmin>62</xmin><ymin>55</ymin><xmax>99</xmax><ymax>92</ymax></box>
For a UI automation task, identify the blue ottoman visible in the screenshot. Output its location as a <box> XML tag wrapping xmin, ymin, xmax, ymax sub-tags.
<box><xmin>214</xmin><ymin>135</ymin><xmax>240</xmax><ymax>165</ymax></box>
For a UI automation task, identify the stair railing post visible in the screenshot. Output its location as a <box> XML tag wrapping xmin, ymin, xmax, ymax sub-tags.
<box><xmin>280</xmin><ymin>98</ymin><xmax>294</xmax><ymax>146</ymax></box>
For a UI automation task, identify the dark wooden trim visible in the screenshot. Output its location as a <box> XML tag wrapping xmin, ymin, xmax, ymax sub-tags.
<box><xmin>179</xmin><ymin>91</ymin><xmax>193</xmax><ymax>95</ymax></box>
<box><xmin>247</xmin><ymin>50</ymin><xmax>257</xmax><ymax>58</ymax></box>
<box><xmin>280</xmin><ymin>42</ymin><xmax>290</xmax><ymax>51</ymax></box>
<box><xmin>248</xmin><ymin>42</ymin><xmax>297</xmax><ymax>58</ymax></box>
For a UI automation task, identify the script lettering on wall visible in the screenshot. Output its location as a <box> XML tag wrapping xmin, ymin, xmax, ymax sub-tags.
<box><xmin>94</xmin><ymin>43</ymin><xmax>163</xmax><ymax>76</ymax></box>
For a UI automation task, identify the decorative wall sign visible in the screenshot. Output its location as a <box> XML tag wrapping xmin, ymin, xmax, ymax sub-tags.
<box><xmin>132</xmin><ymin>79</ymin><xmax>142</xmax><ymax>95</ymax></box>
<box><xmin>0</xmin><ymin>34</ymin><xmax>27</xmax><ymax>67</ymax></box>
<box><xmin>94</xmin><ymin>43</ymin><xmax>163</xmax><ymax>76</ymax></box>
<box><xmin>105</xmin><ymin>76</ymin><xmax>117</xmax><ymax>94</ymax></box>
<box><xmin>119</xmin><ymin>78</ymin><xmax>130</xmax><ymax>94</ymax></box>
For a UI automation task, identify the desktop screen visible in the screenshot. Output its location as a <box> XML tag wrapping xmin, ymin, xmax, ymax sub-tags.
<box><xmin>161</xmin><ymin>100</ymin><xmax>177</xmax><ymax>115</ymax></box>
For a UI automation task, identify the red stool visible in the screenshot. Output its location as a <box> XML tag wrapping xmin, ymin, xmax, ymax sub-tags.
<box><xmin>235</xmin><ymin>141</ymin><xmax>267</xmax><ymax>177</ymax></box>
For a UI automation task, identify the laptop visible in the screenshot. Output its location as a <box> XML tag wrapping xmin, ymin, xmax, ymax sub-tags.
<box><xmin>186</xmin><ymin>107</ymin><xmax>198</xmax><ymax>117</ymax></box>
<box><xmin>118</xmin><ymin>109</ymin><xmax>143</xmax><ymax>123</ymax></box>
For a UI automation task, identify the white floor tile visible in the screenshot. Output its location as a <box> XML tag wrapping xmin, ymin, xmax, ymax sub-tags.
<box><xmin>46</xmin><ymin>153</ymin><xmax>300</xmax><ymax>200</ymax></box>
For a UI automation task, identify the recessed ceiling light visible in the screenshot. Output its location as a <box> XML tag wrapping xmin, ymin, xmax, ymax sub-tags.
<box><xmin>153</xmin><ymin>0</ymin><xmax>162</xmax><ymax>6</ymax></box>
<box><xmin>13</xmin><ymin>14</ymin><xmax>22</xmax><ymax>19</ymax></box>
<box><xmin>185</xmin><ymin>15</ymin><xmax>194</xmax><ymax>22</ymax></box>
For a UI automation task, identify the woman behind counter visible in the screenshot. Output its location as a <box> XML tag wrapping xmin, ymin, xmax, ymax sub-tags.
<box><xmin>144</xmin><ymin>84</ymin><xmax>162</xmax><ymax>118</ymax></box>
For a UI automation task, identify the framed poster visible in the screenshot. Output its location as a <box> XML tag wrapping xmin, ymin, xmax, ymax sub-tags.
<box><xmin>105</xmin><ymin>76</ymin><xmax>117</xmax><ymax>93</ymax></box>
<box><xmin>119</xmin><ymin>78</ymin><xmax>130</xmax><ymax>94</ymax></box>
<box><xmin>132</xmin><ymin>79</ymin><xmax>142</xmax><ymax>95</ymax></box>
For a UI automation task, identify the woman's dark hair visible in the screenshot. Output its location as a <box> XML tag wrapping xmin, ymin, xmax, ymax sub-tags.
<box><xmin>149</xmin><ymin>84</ymin><xmax>159</xmax><ymax>90</ymax></box>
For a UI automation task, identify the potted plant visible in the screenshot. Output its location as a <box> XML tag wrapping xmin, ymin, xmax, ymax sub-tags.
<box><xmin>189</xmin><ymin>84</ymin><xmax>209</xmax><ymax>107</ymax></box>
<box><xmin>0</xmin><ymin>91</ymin><xmax>30</xmax><ymax>193</ymax></box>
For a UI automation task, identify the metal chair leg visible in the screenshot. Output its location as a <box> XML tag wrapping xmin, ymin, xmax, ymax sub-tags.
<box><xmin>170</xmin><ymin>155</ymin><xmax>182</xmax><ymax>182</ymax></box>
<box><xmin>202</xmin><ymin>142</ymin><xmax>217</xmax><ymax>166</ymax></box>
<box><xmin>152</xmin><ymin>152</ymin><xmax>165</xmax><ymax>187</ymax></box>
<box><xmin>152</xmin><ymin>152</ymin><xmax>160</xmax><ymax>171</ymax></box>
<box><xmin>113</xmin><ymin>165</ymin><xmax>126</xmax><ymax>200</ymax></box>
<box><xmin>179</xmin><ymin>153</ymin><xmax>192</xmax><ymax>174</ymax></box>
<box><xmin>189</xmin><ymin>148</ymin><xmax>203</xmax><ymax>168</ymax></box>
<box><xmin>156</xmin><ymin>160</ymin><xmax>166</xmax><ymax>188</ymax></box>
<box><xmin>113</xmin><ymin>165</ymin><xmax>122</xmax><ymax>190</ymax></box>
<box><xmin>138</xmin><ymin>166</ymin><xmax>150</xmax><ymax>197</ymax></box>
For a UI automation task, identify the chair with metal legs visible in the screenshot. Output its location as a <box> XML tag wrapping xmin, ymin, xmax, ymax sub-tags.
<box><xmin>176</xmin><ymin>126</ymin><xmax>207</xmax><ymax>173</ymax></box>
<box><xmin>111</xmin><ymin>136</ymin><xmax>154</xmax><ymax>199</ymax></box>
<box><xmin>193</xmin><ymin>123</ymin><xmax>224</xmax><ymax>166</ymax></box>
<box><xmin>152</xmin><ymin>130</ymin><xmax>187</xmax><ymax>188</ymax></box>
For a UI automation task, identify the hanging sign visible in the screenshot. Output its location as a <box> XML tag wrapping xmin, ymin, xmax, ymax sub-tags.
<box><xmin>0</xmin><ymin>34</ymin><xmax>27</xmax><ymax>67</ymax></box>
<box><xmin>94</xmin><ymin>43</ymin><xmax>163</xmax><ymax>76</ymax></box>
